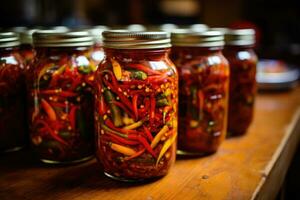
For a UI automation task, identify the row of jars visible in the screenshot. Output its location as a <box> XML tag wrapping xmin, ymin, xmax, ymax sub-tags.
<box><xmin>0</xmin><ymin>25</ymin><xmax>257</xmax><ymax>181</ymax></box>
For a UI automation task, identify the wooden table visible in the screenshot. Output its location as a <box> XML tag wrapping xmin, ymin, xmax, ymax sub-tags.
<box><xmin>1</xmin><ymin>86</ymin><xmax>300</xmax><ymax>200</ymax></box>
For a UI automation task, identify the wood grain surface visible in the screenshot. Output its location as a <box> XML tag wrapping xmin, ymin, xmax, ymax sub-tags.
<box><xmin>0</xmin><ymin>86</ymin><xmax>300</xmax><ymax>200</ymax></box>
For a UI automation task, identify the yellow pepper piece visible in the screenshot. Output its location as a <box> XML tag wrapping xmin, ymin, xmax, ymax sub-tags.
<box><xmin>156</xmin><ymin>131</ymin><xmax>177</xmax><ymax>166</ymax></box>
<box><xmin>123</xmin><ymin>116</ymin><xmax>135</xmax><ymax>125</ymax></box>
<box><xmin>151</xmin><ymin>125</ymin><xmax>169</xmax><ymax>148</ymax></box>
<box><xmin>123</xmin><ymin>120</ymin><xmax>143</xmax><ymax>130</ymax></box>
<box><xmin>110</xmin><ymin>142</ymin><xmax>137</xmax><ymax>156</ymax></box>
<box><xmin>111</xmin><ymin>58</ymin><xmax>122</xmax><ymax>80</ymax></box>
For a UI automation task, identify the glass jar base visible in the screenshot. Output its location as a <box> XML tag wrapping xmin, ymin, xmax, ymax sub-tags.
<box><xmin>104</xmin><ymin>172</ymin><xmax>163</xmax><ymax>183</ymax></box>
<box><xmin>176</xmin><ymin>149</ymin><xmax>214</xmax><ymax>157</ymax></box>
<box><xmin>40</xmin><ymin>155</ymin><xmax>94</xmax><ymax>165</ymax></box>
<box><xmin>2</xmin><ymin>146</ymin><xmax>24</xmax><ymax>153</ymax></box>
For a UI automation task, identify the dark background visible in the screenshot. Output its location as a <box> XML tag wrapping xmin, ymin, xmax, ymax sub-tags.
<box><xmin>0</xmin><ymin>1</ymin><xmax>299</xmax><ymax>198</ymax></box>
<box><xmin>0</xmin><ymin>0</ymin><xmax>300</xmax><ymax>66</ymax></box>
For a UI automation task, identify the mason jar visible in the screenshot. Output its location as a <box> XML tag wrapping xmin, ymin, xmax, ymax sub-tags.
<box><xmin>95</xmin><ymin>30</ymin><xmax>178</xmax><ymax>181</ymax></box>
<box><xmin>171</xmin><ymin>30</ymin><xmax>229</xmax><ymax>155</ymax></box>
<box><xmin>0</xmin><ymin>32</ymin><xmax>27</xmax><ymax>152</ymax></box>
<box><xmin>224</xmin><ymin>29</ymin><xmax>257</xmax><ymax>136</ymax></box>
<box><xmin>29</xmin><ymin>30</ymin><xmax>96</xmax><ymax>164</ymax></box>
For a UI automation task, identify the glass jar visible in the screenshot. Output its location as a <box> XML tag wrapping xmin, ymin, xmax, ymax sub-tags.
<box><xmin>88</xmin><ymin>26</ymin><xmax>108</xmax><ymax>66</ymax></box>
<box><xmin>0</xmin><ymin>32</ymin><xmax>27</xmax><ymax>152</ymax></box>
<box><xmin>224</xmin><ymin>29</ymin><xmax>257</xmax><ymax>136</ymax></box>
<box><xmin>171</xmin><ymin>30</ymin><xmax>229</xmax><ymax>155</ymax></box>
<box><xmin>95</xmin><ymin>31</ymin><xmax>178</xmax><ymax>181</ymax></box>
<box><xmin>28</xmin><ymin>30</ymin><xmax>96</xmax><ymax>164</ymax></box>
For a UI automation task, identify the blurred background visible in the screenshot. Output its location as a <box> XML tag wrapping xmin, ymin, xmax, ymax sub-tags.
<box><xmin>0</xmin><ymin>0</ymin><xmax>300</xmax><ymax>66</ymax></box>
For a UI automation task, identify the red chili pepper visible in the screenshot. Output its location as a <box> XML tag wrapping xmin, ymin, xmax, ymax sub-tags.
<box><xmin>35</xmin><ymin>119</ymin><xmax>68</xmax><ymax>146</ymax></box>
<box><xmin>99</xmin><ymin>95</ymin><xmax>107</xmax><ymax>115</ymax></box>
<box><xmin>138</xmin><ymin>136</ymin><xmax>156</xmax><ymax>158</ymax></box>
<box><xmin>132</xmin><ymin>94</ymin><xmax>139</xmax><ymax>120</ymax></box>
<box><xmin>143</xmin><ymin>126</ymin><xmax>154</xmax><ymax>142</ymax></box>
<box><xmin>103</xmin><ymin>78</ymin><xmax>133</xmax><ymax>112</ymax></box>
<box><xmin>107</xmin><ymin>132</ymin><xmax>140</xmax><ymax>146</ymax></box>
<box><xmin>40</xmin><ymin>99</ymin><xmax>57</xmax><ymax>121</ymax></box>
<box><xmin>126</xmin><ymin>63</ymin><xmax>161</xmax><ymax>75</ymax></box>
<box><xmin>150</xmin><ymin>95</ymin><xmax>156</xmax><ymax>124</ymax></box>
<box><xmin>69</xmin><ymin>106</ymin><xmax>77</xmax><ymax>130</ymax></box>
<box><xmin>146</xmin><ymin>72</ymin><xmax>170</xmax><ymax>84</ymax></box>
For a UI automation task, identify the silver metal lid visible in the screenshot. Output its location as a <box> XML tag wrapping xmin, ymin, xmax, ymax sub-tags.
<box><xmin>187</xmin><ymin>24</ymin><xmax>209</xmax><ymax>32</ymax></box>
<box><xmin>102</xmin><ymin>30</ymin><xmax>171</xmax><ymax>49</ymax></box>
<box><xmin>33</xmin><ymin>30</ymin><xmax>94</xmax><ymax>47</ymax></box>
<box><xmin>171</xmin><ymin>29</ymin><xmax>224</xmax><ymax>47</ymax></box>
<box><xmin>0</xmin><ymin>32</ymin><xmax>20</xmax><ymax>48</ymax></box>
<box><xmin>224</xmin><ymin>29</ymin><xmax>255</xmax><ymax>46</ymax></box>
<box><xmin>87</xmin><ymin>25</ymin><xmax>108</xmax><ymax>44</ymax></box>
<box><xmin>19</xmin><ymin>29</ymin><xmax>38</xmax><ymax>45</ymax></box>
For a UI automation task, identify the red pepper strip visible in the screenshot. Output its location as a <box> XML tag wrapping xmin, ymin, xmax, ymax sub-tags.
<box><xmin>143</xmin><ymin>126</ymin><xmax>154</xmax><ymax>142</ymax></box>
<box><xmin>150</xmin><ymin>95</ymin><xmax>156</xmax><ymax>124</ymax></box>
<box><xmin>39</xmin><ymin>90</ymin><xmax>77</xmax><ymax>97</ymax></box>
<box><xmin>138</xmin><ymin>136</ymin><xmax>156</xmax><ymax>158</ymax></box>
<box><xmin>126</xmin><ymin>63</ymin><xmax>161</xmax><ymax>75</ymax></box>
<box><xmin>69</xmin><ymin>106</ymin><xmax>77</xmax><ymax>130</ymax></box>
<box><xmin>35</xmin><ymin>119</ymin><xmax>68</xmax><ymax>146</ymax></box>
<box><xmin>99</xmin><ymin>95</ymin><xmax>108</xmax><ymax>115</ymax></box>
<box><xmin>124</xmin><ymin>149</ymin><xmax>145</xmax><ymax>161</ymax></box>
<box><xmin>111</xmin><ymin>100</ymin><xmax>135</xmax><ymax>119</ymax></box>
<box><xmin>146</xmin><ymin>72</ymin><xmax>170</xmax><ymax>83</ymax></box>
<box><xmin>107</xmin><ymin>132</ymin><xmax>140</xmax><ymax>145</ymax></box>
<box><xmin>103</xmin><ymin>78</ymin><xmax>133</xmax><ymax>112</ymax></box>
<box><xmin>132</xmin><ymin>95</ymin><xmax>139</xmax><ymax>120</ymax></box>
<box><xmin>41</xmin><ymin>99</ymin><xmax>57</xmax><ymax>121</ymax></box>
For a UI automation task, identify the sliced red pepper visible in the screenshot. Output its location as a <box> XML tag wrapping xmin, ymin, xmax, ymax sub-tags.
<box><xmin>35</xmin><ymin>119</ymin><xmax>68</xmax><ymax>146</ymax></box>
<box><xmin>150</xmin><ymin>95</ymin><xmax>156</xmax><ymax>124</ymax></box>
<box><xmin>40</xmin><ymin>99</ymin><xmax>57</xmax><ymax>121</ymax></box>
<box><xmin>138</xmin><ymin>136</ymin><xmax>156</xmax><ymax>158</ymax></box>
<box><xmin>103</xmin><ymin>78</ymin><xmax>133</xmax><ymax>112</ymax></box>
<box><xmin>107</xmin><ymin>132</ymin><xmax>140</xmax><ymax>146</ymax></box>
<box><xmin>132</xmin><ymin>94</ymin><xmax>139</xmax><ymax>120</ymax></box>
<box><xmin>143</xmin><ymin>126</ymin><xmax>154</xmax><ymax>142</ymax></box>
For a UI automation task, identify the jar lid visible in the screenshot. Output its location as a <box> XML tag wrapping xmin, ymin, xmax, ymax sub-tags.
<box><xmin>102</xmin><ymin>30</ymin><xmax>171</xmax><ymax>49</ymax></box>
<box><xmin>0</xmin><ymin>32</ymin><xmax>20</xmax><ymax>48</ymax></box>
<box><xmin>171</xmin><ymin>29</ymin><xmax>224</xmax><ymax>47</ymax></box>
<box><xmin>33</xmin><ymin>30</ymin><xmax>94</xmax><ymax>47</ymax></box>
<box><xmin>224</xmin><ymin>29</ymin><xmax>255</xmax><ymax>46</ymax></box>
<box><xmin>19</xmin><ymin>29</ymin><xmax>38</xmax><ymax>45</ymax></box>
<box><xmin>86</xmin><ymin>25</ymin><xmax>108</xmax><ymax>44</ymax></box>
